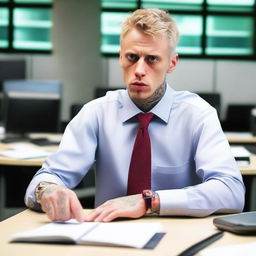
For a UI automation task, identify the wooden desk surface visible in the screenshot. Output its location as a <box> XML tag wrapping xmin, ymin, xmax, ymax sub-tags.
<box><xmin>225</xmin><ymin>132</ymin><xmax>256</xmax><ymax>144</ymax></box>
<box><xmin>0</xmin><ymin>210</ymin><xmax>255</xmax><ymax>256</ymax></box>
<box><xmin>0</xmin><ymin>133</ymin><xmax>255</xmax><ymax>173</ymax></box>
<box><xmin>239</xmin><ymin>155</ymin><xmax>256</xmax><ymax>175</ymax></box>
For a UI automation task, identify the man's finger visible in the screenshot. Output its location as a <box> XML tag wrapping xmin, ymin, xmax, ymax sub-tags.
<box><xmin>84</xmin><ymin>205</ymin><xmax>106</xmax><ymax>222</ymax></box>
<box><xmin>55</xmin><ymin>193</ymin><xmax>70</xmax><ymax>221</ymax></box>
<box><xmin>70</xmin><ymin>194</ymin><xmax>85</xmax><ymax>222</ymax></box>
<box><xmin>94</xmin><ymin>208</ymin><xmax>116</xmax><ymax>222</ymax></box>
<box><xmin>44</xmin><ymin>201</ymin><xmax>56</xmax><ymax>221</ymax></box>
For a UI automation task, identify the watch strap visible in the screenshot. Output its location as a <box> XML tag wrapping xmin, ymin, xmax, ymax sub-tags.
<box><xmin>142</xmin><ymin>189</ymin><xmax>159</xmax><ymax>215</ymax></box>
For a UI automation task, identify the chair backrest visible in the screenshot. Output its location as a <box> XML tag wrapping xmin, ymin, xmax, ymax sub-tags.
<box><xmin>94</xmin><ymin>87</ymin><xmax>125</xmax><ymax>99</ymax></box>
<box><xmin>196</xmin><ymin>92</ymin><xmax>221</xmax><ymax>117</ymax></box>
<box><xmin>70</xmin><ymin>104</ymin><xmax>84</xmax><ymax>119</ymax></box>
<box><xmin>224</xmin><ymin>104</ymin><xmax>256</xmax><ymax>132</ymax></box>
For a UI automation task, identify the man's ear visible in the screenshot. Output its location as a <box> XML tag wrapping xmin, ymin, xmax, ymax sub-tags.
<box><xmin>167</xmin><ymin>54</ymin><xmax>178</xmax><ymax>73</ymax></box>
<box><xmin>119</xmin><ymin>50</ymin><xmax>122</xmax><ymax>66</ymax></box>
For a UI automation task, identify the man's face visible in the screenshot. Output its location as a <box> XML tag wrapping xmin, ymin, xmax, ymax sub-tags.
<box><xmin>119</xmin><ymin>29</ymin><xmax>178</xmax><ymax>102</ymax></box>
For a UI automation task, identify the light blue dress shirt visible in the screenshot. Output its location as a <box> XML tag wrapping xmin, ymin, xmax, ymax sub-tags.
<box><xmin>25</xmin><ymin>85</ymin><xmax>245</xmax><ymax>216</ymax></box>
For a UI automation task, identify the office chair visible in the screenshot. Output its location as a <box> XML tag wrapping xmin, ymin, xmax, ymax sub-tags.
<box><xmin>196</xmin><ymin>92</ymin><xmax>221</xmax><ymax>118</ymax></box>
<box><xmin>94</xmin><ymin>87</ymin><xmax>125</xmax><ymax>99</ymax></box>
<box><xmin>222</xmin><ymin>104</ymin><xmax>256</xmax><ymax>132</ymax></box>
<box><xmin>70</xmin><ymin>103</ymin><xmax>84</xmax><ymax>119</ymax></box>
<box><xmin>74</xmin><ymin>167</ymin><xmax>96</xmax><ymax>208</ymax></box>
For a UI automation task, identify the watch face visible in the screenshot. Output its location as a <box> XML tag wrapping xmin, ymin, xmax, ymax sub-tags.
<box><xmin>142</xmin><ymin>190</ymin><xmax>153</xmax><ymax>213</ymax></box>
<box><xmin>143</xmin><ymin>189</ymin><xmax>153</xmax><ymax>198</ymax></box>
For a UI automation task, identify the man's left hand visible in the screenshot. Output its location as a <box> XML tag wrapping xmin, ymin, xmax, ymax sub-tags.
<box><xmin>84</xmin><ymin>194</ymin><xmax>146</xmax><ymax>222</ymax></box>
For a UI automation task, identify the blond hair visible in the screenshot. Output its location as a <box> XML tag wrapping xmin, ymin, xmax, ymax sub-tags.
<box><xmin>120</xmin><ymin>8</ymin><xmax>179</xmax><ymax>53</ymax></box>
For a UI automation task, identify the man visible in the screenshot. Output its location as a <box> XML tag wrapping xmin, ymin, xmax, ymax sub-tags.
<box><xmin>25</xmin><ymin>8</ymin><xmax>245</xmax><ymax>222</ymax></box>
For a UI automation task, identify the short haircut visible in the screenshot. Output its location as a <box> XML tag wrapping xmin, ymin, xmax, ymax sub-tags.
<box><xmin>120</xmin><ymin>8</ymin><xmax>180</xmax><ymax>53</ymax></box>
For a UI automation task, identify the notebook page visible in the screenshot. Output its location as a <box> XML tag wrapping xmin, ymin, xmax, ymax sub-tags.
<box><xmin>11</xmin><ymin>220</ymin><xmax>97</xmax><ymax>243</ymax></box>
<box><xmin>80</xmin><ymin>222</ymin><xmax>163</xmax><ymax>248</ymax></box>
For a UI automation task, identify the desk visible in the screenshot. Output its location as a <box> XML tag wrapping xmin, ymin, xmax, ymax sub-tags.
<box><xmin>0</xmin><ymin>133</ymin><xmax>95</xmax><ymax>221</ymax></box>
<box><xmin>226</xmin><ymin>132</ymin><xmax>256</xmax><ymax>211</ymax></box>
<box><xmin>0</xmin><ymin>133</ymin><xmax>61</xmax><ymax>220</ymax></box>
<box><xmin>0</xmin><ymin>210</ymin><xmax>255</xmax><ymax>256</ymax></box>
<box><xmin>225</xmin><ymin>132</ymin><xmax>256</xmax><ymax>144</ymax></box>
<box><xmin>239</xmin><ymin>156</ymin><xmax>256</xmax><ymax>211</ymax></box>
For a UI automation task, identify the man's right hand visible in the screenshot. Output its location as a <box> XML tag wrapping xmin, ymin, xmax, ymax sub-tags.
<box><xmin>40</xmin><ymin>184</ymin><xmax>86</xmax><ymax>222</ymax></box>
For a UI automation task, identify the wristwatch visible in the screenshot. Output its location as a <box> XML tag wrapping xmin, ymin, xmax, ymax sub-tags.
<box><xmin>142</xmin><ymin>189</ymin><xmax>159</xmax><ymax>215</ymax></box>
<box><xmin>35</xmin><ymin>182</ymin><xmax>56</xmax><ymax>204</ymax></box>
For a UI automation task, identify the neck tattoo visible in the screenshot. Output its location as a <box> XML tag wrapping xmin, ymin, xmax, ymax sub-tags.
<box><xmin>134</xmin><ymin>82</ymin><xmax>166</xmax><ymax>112</ymax></box>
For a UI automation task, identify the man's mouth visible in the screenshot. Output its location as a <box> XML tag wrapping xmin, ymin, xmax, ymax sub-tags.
<box><xmin>130</xmin><ymin>82</ymin><xmax>147</xmax><ymax>87</ymax></box>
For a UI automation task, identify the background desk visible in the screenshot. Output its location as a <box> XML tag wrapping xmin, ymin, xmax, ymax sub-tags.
<box><xmin>0</xmin><ymin>133</ymin><xmax>95</xmax><ymax>221</ymax></box>
<box><xmin>226</xmin><ymin>132</ymin><xmax>256</xmax><ymax>211</ymax></box>
<box><xmin>1</xmin><ymin>210</ymin><xmax>256</xmax><ymax>256</ymax></box>
<box><xmin>0</xmin><ymin>134</ymin><xmax>61</xmax><ymax>220</ymax></box>
<box><xmin>225</xmin><ymin>132</ymin><xmax>256</xmax><ymax>144</ymax></box>
<box><xmin>239</xmin><ymin>156</ymin><xmax>256</xmax><ymax>211</ymax></box>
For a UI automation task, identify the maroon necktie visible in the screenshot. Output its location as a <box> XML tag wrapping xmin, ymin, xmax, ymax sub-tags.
<box><xmin>127</xmin><ymin>113</ymin><xmax>154</xmax><ymax>195</ymax></box>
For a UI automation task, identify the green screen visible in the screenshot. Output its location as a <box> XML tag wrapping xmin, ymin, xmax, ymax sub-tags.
<box><xmin>13</xmin><ymin>8</ymin><xmax>52</xmax><ymax>50</ymax></box>
<box><xmin>102</xmin><ymin>0</ymin><xmax>137</xmax><ymax>9</ymax></box>
<box><xmin>0</xmin><ymin>8</ymin><xmax>9</xmax><ymax>48</ymax></box>
<box><xmin>142</xmin><ymin>0</ymin><xmax>203</xmax><ymax>11</ymax></box>
<box><xmin>14</xmin><ymin>0</ymin><xmax>53</xmax><ymax>3</ymax></box>
<box><xmin>206</xmin><ymin>16</ymin><xmax>254</xmax><ymax>55</ymax></box>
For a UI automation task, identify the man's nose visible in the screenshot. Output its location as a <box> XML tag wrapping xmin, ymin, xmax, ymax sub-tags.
<box><xmin>134</xmin><ymin>59</ymin><xmax>146</xmax><ymax>78</ymax></box>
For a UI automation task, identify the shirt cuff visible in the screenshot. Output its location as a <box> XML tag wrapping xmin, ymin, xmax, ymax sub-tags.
<box><xmin>156</xmin><ymin>189</ymin><xmax>189</xmax><ymax>216</ymax></box>
<box><xmin>24</xmin><ymin>173</ymin><xmax>65</xmax><ymax>210</ymax></box>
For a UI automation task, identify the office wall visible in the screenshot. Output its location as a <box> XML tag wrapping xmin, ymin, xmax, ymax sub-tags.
<box><xmin>1</xmin><ymin>0</ymin><xmax>255</xmax><ymax>122</ymax></box>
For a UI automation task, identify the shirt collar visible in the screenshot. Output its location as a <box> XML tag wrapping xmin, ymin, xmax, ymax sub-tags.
<box><xmin>120</xmin><ymin>83</ymin><xmax>175</xmax><ymax>124</ymax></box>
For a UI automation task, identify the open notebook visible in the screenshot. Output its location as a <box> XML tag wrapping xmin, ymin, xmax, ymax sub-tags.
<box><xmin>10</xmin><ymin>220</ymin><xmax>165</xmax><ymax>249</ymax></box>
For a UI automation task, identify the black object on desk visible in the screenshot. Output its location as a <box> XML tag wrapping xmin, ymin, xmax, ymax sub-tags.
<box><xmin>1</xmin><ymin>135</ymin><xmax>30</xmax><ymax>143</ymax></box>
<box><xmin>213</xmin><ymin>211</ymin><xmax>256</xmax><ymax>235</ymax></box>
<box><xmin>245</xmin><ymin>145</ymin><xmax>256</xmax><ymax>155</ymax></box>
<box><xmin>29</xmin><ymin>137</ymin><xmax>60</xmax><ymax>146</ymax></box>
<box><xmin>177</xmin><ymin>231</ymin><xmax>224</xmax><ymax>256</ymax></box>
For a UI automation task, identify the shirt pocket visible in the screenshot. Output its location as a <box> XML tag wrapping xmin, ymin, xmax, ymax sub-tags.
<box><xmin>152</xmin><ymin>161</ymin><xmax>199</xmax><ymax>190</ymax></box>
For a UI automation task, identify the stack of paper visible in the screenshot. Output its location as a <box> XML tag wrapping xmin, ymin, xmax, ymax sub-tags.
<box><xmin>0</xmin><ymin>144</ymin><xmax>52</xmax><ymax>159</ymax></box>
<box><xmin>230</xmin><ymin>146</ymin><xmax>251</xmax><ymax>165</ymax></box>
<box><xmin>199</xmin><ymin>242</ymin><xmax>256</xmax><ymax>256</ymax></box>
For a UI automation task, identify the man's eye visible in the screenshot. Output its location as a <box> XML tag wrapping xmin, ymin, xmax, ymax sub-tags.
<box><xmin>126</xmin><ymin>54</ymin><xmax>139</xmax><ymax>62</ymax></box>
<box><xmin>146</xmin><ymin>56</ymin><xmax>158</xmax><ymax>63</ymax></box>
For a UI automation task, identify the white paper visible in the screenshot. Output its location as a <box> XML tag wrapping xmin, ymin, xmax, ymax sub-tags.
<box><xmin>225</xmin><ymin>132</ymin><xmax>254</xmax><ymax>139</ymax></box>
<box><xmin>11</xmin><ymin>221</ymin><xmax>97</xmax><ymax>242</ymax></box>
<box><xmin>230</xmin><ymin>146</ymin><xmax>251</xmax><ymax>158</ymax></box>
<box><xmin>199</xmin><ymin>242</ymin><xmax>256</xmax><ymax>256</ymax></box>
<box><xmin>0</xmin><ymin>144</ymin><xmax>52</xmax><ymax>159</ymax></box>
<box><xmin>80</xmin><ymin>222</ymin><xmax>163</xmax><ymax>248</ymax></box>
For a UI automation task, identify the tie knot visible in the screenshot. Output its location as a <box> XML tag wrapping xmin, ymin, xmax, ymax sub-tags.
<box><xmin>138</xmin><ymin>113</ymin><xmax>154</xmax><ymax>129</ymax></box>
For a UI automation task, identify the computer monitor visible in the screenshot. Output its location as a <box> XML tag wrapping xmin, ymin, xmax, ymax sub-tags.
<box><xmin>0</xmin><ymin>60</ymin><xmax>26</xmax><ymax>120</ymax></box>
<box><xmin>2</xmin><ymin>80</ymin><xmax>62</xmax><ymax>140</ymax></box>
<box><xmin>0</xmin><ymin>60</ymin><xmax>26</xmax><ymax>91</ymax></box>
